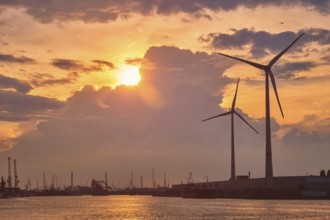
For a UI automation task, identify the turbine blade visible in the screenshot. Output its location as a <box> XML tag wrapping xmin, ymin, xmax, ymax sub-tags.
<box><xmin>231</xmin><ymin>78</ymin><xmax>240</xmax><ymax>109</ymax></box>
<box><xmin>268</xmin><ymin>32</ymin><xmax>304</xmax><ymax>67</ymax></box>
<box><xmin>202</xmin><ymin>111</ymin><xmax>231</xmax><ymax>122</ymax></box>
<box><xmin>234</xmin><ymin>111</ymin><xmax>259</xmax><ymax>134</ymax></box>
<box><xmin>269</xmin><ymin>70</ymin><xmax>284</xmax><ymax>118</ymax></box>
<box><xmin>218</xmin><ymin>52</ymin><xmax>265</xmax><ymax>70</ymax></box>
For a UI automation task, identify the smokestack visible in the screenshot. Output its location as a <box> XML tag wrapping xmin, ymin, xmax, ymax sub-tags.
<box><xmin>71</xmin><ymin>172</ymin><xmax>73</xmax><ymax>188</ymax></box>
<box><xmin>105</xmin><ymin>172</ymin><xmax>108</xmax><ymax>187</ymax></box>
<box><xmin>51</xmin><ymin>175</ymin><xmax>55</xmax><ymax>190</ymax></box>
<box><xmin>152</xmin><ymin>167</ymin><xmax>155</xmax><ymax>189</ymax></box>
<box><xmin>14</xmin><ymin>159</ymin><xmax>19</xmax><ymax>188</ymax></box>
<box><xmin>164</xmin><ymin>173</ymin><xmax>166</xmax><ymax>188</ymax></box>
<box><xmin>43</xmin><ymin>171</ymin><xmax>46</xmax><ymax>190</ymax></box>
<box><xmin>130</xmin><ymin>172</ymin><xmax>134</xmax><ymax>188</ymax></box>
<box><xmin>7</xmin><ymin>157</ymin><xmax>12</xmax><ymax>188</ymax></box>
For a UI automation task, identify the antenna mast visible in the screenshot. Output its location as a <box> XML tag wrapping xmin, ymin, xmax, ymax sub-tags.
<box><xmin>14</xmin><ymin>159</ymin><xmax>19</xmax><ymax>188</ymax></box>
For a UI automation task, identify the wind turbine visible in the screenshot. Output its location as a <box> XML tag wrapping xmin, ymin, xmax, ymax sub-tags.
<box><xmin>218</xmin><ymin>33</ymin><xmax>304</xmax><ymax>182</ymax></box>
<box><xmin>202</xmin><ymin>78</ymin><xmax>258</xmax><ymax>181</ymax></box>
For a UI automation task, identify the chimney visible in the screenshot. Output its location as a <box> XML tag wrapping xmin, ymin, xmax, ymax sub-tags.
<box><xmin>105</xmin><ymin>172</ymin><xmax>108</xmax><ymax>187</ymax></box>
<box><xmin>43</xmin><ymin>171</ymin><xmax>46</xmax><ymax>190</ymax></box>
<box><xmin>7</xmin><ymin>157</ymin><xmax>12</xmax><ymax>188</ymax></box>
<box><xmin>71</xmin><ymin>172</ymin><xmax>73</xmax><ymax>188</ymax></box>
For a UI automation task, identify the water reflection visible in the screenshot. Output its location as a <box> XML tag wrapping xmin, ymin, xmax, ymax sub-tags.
<box><xmin>0</xmin><ymin>196</ymin><xmax>330</xmax><ymax>219</ymax></box>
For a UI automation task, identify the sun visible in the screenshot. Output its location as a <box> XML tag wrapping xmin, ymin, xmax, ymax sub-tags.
<box><xmin>117</xmin><ymin>65</ymin><xmax>141</xmax><ymax>86</ymax></box>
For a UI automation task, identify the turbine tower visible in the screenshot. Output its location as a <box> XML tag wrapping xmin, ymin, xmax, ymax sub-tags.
<box><xmin>203</xmin><ymin>78</ymin><xmax>258</xmax><ymax>180</ymax></box>
<box><xmin>218</xmin><ymin>33</ymin><xmax>304</xmax><ymax>183</ymax></box>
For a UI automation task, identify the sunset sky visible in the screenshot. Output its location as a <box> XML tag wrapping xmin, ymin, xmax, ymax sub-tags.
<box><xmin>0</xmin><ymin>1</ymin><xmax>329</xmax><ymax>188</ymax></box>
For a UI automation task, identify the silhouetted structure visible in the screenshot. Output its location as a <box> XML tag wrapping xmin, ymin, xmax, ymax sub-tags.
<box><xmin>105</xmin><ymin>172</ymin><xmax>108</xmax><ymax>188</ymax></box>
<box><xmin>218</xmin><ymin>33</ymin><xmax>304</xmax><ymax>187</ymax></box>
<box><xmin>43</xmin><ymin>171</ymin><xmax>46</xmax><ymax>190</ymax></box>
<box><xmin>186</xmin><ymin>172</ymin><xmax>193</xmax><ymax>184</ymax></box>
<box><xmin>203</xmin><ymin>78</ymin><xmax>258</xmax><ymax>180</ymax></box>
<box><xmin>25</xmin><ymin>179</ymin><xmax>31</xmax><ymax>191</ymax></box>
<box><xmin>7</xmin><ymin>157</ymin><xmax>12</xmax><ymax>188</ymax></box>
<box><xmin>130</xmin><ymin>172</ymin><xmax>134</xmax><ymax>189</ymax></box>
<box><xmin>14</xmin><ymin>159</ymin><xmax>19</xmax><ymax>188</ymax></box>
<box><xmin>152</xmin><ymin>167</ymin><xmax>156</xmax><ymax>189</ymax></box>
<box><xmin>320</xmin><ymin>170</ymin><xmax>326</xmax><ymax>177</ymax></box>
<box><xmin>0</xmin><ymin>177</ymin><xmax>5</xmax><ymax>191</ymax></box>
<box><xmin>71</xmin><ymin>172</ymin><xmax>74</xmax><ymax>189</ymax></box>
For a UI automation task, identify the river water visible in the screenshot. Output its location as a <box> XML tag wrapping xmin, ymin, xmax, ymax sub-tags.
<box><xmin>1</xmin><ymin>195</ymin><xmax>330</xmax><ymax>219</ymax></box>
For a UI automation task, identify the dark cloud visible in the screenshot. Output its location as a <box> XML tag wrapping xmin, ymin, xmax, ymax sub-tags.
<box><xmin>321</xmin><ymin>47</ymin><xmax>330</xmax><ymax>63</ymax></box>
<box><xmin>0</xmin><ymin>53</ymin><xmax>35</xmax><ymax>64</ymax></box>
<box><xmin>0</xmin><ymin>74</ymin><xmax>33</xmax><ymax>93</ymax></box>
<box><xmin>125</xmin><ymin>57</ymin><xmax>144</xmax><ymax>66</ymax></box>
<box><xmin>281</xmin><ymin>114</ymin><xmax>330</xmax><ymax>150</ymax></box>
<box><xmin>200</xmin><ymin>28</ymin><xmax>330</xmax><ymax>58</ymax></box>
<box><xmin>91</xmin><ymin>60</ymin><xmax>114</xmax><ymax>69</ymax></box>
<box><xmin>273</xmin><ymin>61</ymin><xmax>317</xmax><ymax>79</ymax></box>
<box><xmin>0</xmin><ymin>0</ymin><xmax>328</xmax><ymax>23</ymax></box>
<box><xmin>29</xmin><ymin>72</ymin><xmax>79</xmax><ymax>87</ymax></box>
<box><xmin>52</xmin><ymin>59</ymin><xmax>114</xmax><ymax>73</ymax></box>
<box><xmin>282</xmin><ymin>127</ymin><xmax>327</xmax><ymax>148</ymax></box>
<box><xmin>0</xmin><ymin>90</ymin><xmax>64</xmax><ymax>122</ymax></box>
<box><xmin>181</xmin><ymin>12</ymin><xmax>212</xmax><ymax>23</ymax></box>
<box><xmin>52</xmin><ymin>59</ymin><xmax>82</xmax><ymax>70</ymax></box>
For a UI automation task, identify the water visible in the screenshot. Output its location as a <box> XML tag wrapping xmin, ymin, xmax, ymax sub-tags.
<box><xmin>1</xmin><ymin>196</ymin><xmax>330</xmax><ymax>219</ymax></box>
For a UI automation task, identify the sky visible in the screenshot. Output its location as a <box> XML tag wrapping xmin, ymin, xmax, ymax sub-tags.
<box><xmin>0</xmin><ymin>0</ymin><xmax>329</xmax><ymax>189</ymax></box>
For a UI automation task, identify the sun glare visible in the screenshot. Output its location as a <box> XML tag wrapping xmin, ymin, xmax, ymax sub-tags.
<box><xmin>117</xmin><ymin>65</ymin><xmax>141</xmax><ymax>86</ymax></box>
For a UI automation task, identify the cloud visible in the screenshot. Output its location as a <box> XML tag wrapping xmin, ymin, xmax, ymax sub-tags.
<box><xmin>142</xmin><ymin>46</ymin><xmax>233</xmax><ymax>96</ymax></box>
<box><xmin>125</xmin><ymin>57</ymin><xmax>144</xmax><ymax>66</ymax></box>
<box><xmin>0</xmin><ymin>46</ymin><xmax>247</xmax><ymax>185</ymax></box>
<box><xmin>0</xmin><ymin>1</ymin><xmax>328</xmax><ymax>23</ymax></box>
<box><xmin>282</xmin><ymin>127</ymin><xmax>327</xmax><ymax>149</ymax></box>
<box><xmin>154</xmin><ymin>0</ymin><xmax>329</xmax><ymax>15</ymax></box>
<box><xmin>28</xmin><ymin>72</ymin><xmax>79</xmax><ymax>87</ymax></box>
<box><xmin>277</xmin><ymin>115</ymin><xmax>330</xmax><ymax>172</ymax></box>
<box><xmin>0</xmin><ymin>74</ymin><xmax>33</xmax><ymax>93</ymax></box>
<box><xmin>91</xmin><ymin>60</ymin><xmax>114</xmax><ymax>69</ymax></box>
<box><xmin>0</xmin><ymin>53</ymin><xmax>35</xmax><ymax>64</ymax></box>
<box><xmin>0</xmin><ymin>138</ymin><xmax>16</xmax><ymax>152</ymax></box>
<box><xmin>0</xmin><ymin>90</ymin><xmax>64</xmax><ymax>122</ymax></box>
<box><xmin>51</xmin><ymin>59</ymin><xmax>114</xmax><ymax>73</ymax></box>
<box><xmin>273</xmin><ymin>61</ymin><xmax>317</xmax><ymax>79</ymax></box>
<box><xmin>199</xmin><ymin>28</ymin><xmax>330</xmax><ymax>58</ymax></box>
